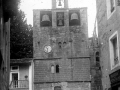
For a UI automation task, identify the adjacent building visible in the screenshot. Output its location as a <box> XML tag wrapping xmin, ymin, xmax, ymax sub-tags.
<box><xmin>89</xmin><ymin>27</ymin><xmax>102</xmax><ymax>90</ymax></box>
<box><xmin>33</xmin><ymin>0</ymin><xmax>91</xmax><ymax>90</ymax></box>
<box><xmin>96</xmin><ymin>0</ymin><xmax>120</xmax><ymax>90</ymax></box>
<box><xmin>9</xmin><ymin>59</ymin><xmax>33</xmax><ymax>90</ymax></box>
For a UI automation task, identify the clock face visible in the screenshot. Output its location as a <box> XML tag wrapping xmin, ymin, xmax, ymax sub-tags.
<box><xmin>44</xmin><ymin>46</ymin><xmax>52</xmax><ymax>53</ymax></box>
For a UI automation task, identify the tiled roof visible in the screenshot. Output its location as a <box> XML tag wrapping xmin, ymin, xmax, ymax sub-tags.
<box><xmin>10</xmin><ymin>58</ymin><xmax>33</xmax><ymax>64</ymax></box>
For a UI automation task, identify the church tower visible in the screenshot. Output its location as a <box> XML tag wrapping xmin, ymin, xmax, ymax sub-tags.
<box><xmin>33</xmin><ymin>0</ymin><xmax>90</xmax><ymax>90</ymax></box>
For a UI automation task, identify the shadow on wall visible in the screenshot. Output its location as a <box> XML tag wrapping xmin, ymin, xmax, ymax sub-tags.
<box><xmin>0</xmin><ymin>51</ymin><xmax>3</xmax><ymax>68</ymax></box>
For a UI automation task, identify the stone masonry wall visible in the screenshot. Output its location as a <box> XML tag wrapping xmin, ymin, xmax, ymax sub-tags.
<box><xmin>33</xmin><ymin>8</ymin><xmax>89</xmax><ymax>59</ymax></box>
<box><xmin>33</xmin><ymin>7</ymin><xmax>90</xmax><ymax>90</ymax></box>
<box><xmin>96</xmin><ymin>0</ymin><xmax>120</xmax><ymax>89</ymax></box>
<box><xmin>34</xmin><ymin>58</ymin><xmax>90</xmax><ymax>83</ymax></box>
<box><xmin>34</xmin><ymin>82</ymin><xmax>90</xmax><ymax>90</ymax></box>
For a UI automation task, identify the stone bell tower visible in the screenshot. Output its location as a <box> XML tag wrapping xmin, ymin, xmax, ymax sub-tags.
<box><xmin>33</xmin><ymin>0</ymin><xmax>90</xmax><ymax>90</ymax></box>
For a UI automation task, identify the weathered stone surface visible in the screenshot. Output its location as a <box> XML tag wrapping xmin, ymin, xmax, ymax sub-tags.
<box><xmin>33</xmin><ymin>7</ymin><xmax>90</xmax><ymax>88</ymax></box>
<box><xmin>96</xmin><ymin>0</ymin><xmax>120</xmax><ymax>89</ymax></box>
<box><xmin>33</xmin><ymin>8</ymin><xmax>89</xmax><ymax>59</ymax></box>
<box><xmin>34</xmin><ymin>58</ymin><xmax>90</xmax><ymax>82</ymax></box>
<box><xmin>34</xmin><ymin>82</ymin><xmax>90</xmax><ymax>90</ymax></box>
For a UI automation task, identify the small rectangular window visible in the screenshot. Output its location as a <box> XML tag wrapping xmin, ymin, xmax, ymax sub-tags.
<box><xmin>106</xmin><ymin>0</ymin><xmax>116</xmax><ymax>19</ymax></box>
<box><xmin>11</xmin><ymin>66</ymin><xmax>19</xmax><ymax>71</ymax></box>
<box><xmin>51</xmin><ymin>65</ymin><xmax>55</xmax><ymax>73</ymax></box>
<box><xmin>109</xmin><ymin>31</ymin><xmax>119</xmax><ymax>69</ymax></box>
<box><xmin>56</xmin><ymin>65</ymin><xmax>59</xmax><ymax>73</ymax></box>
<box><xmin>111</xmin><ymin>37</ymin><xmax>118</xmax><ymax>65</ymax></box>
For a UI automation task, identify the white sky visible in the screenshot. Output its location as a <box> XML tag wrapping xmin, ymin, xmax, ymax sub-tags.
<box><xmin>20</xmin><ymin>0</ymin><xmax>96</xmax><ymax>37</ymax></box>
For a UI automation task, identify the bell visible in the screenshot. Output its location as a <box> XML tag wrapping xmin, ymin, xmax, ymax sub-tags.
<box><xmin>41</xmin><ymin>14</ymin><xmax>50</xmax><ymax>22</ymax></box>
<box><xmin>58</xmin><ymin>20</ymin><xmax>63</xmax><ymax>25</ymax></box>
<box><xmin>58</xmin><ymin>1</ymin><xmax>62</xmax><ymax>6</ymax></box>
<box><xmin>71</xmin><ymin>13</ymin><xmax>78</xmax><ymax>20</ymax></box>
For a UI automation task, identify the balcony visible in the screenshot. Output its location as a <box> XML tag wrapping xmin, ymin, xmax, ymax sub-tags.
<box><xmin>9</xmin><ymin>80</ymin><xmax>29</xmax><ymax>89</ymax></box>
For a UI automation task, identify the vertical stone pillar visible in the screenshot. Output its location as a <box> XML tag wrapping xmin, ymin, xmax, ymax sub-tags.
<box><xmin>52</xmin><ymin>0</ymin><xmax>56</xmax><ymax>9</ymax></box>
<box><xmin>64</xmin><ymin>0</ymin><xmax>68</xmax><ymax>8</ymax></box>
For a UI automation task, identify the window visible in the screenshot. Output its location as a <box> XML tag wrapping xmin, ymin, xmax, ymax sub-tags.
<box><xmin>110</xmin><ymin>0</ymin><xmax>115</xmax><ymax>12</ymax></box>
<box><xmin>109</xmin><ymin>31</ymin><xmax>119</xmax><ymax>69</ymax></box>
<box><xmin>58</xmin><ymin>42</ymin><xmax>62</xmax><ymax>49</ymax></box>
<box><xmin>57</xmin><ymin>12</ymin><xmax>64</xmax><ymax>26</ymax></box>
<box><xmin>10</xmin><ymin>72</ymin><xmax>19</xmax><ymax>88</ymax></box>
<box><xmin>11</xmin><ymin>66</ymin><xmax>19</xmax><ymax>71</ymax></box>
<box><xmin>106</xmin><ymin>0</ymin><xmax>116</xmax><ymax>19</ymax></box>
<box><xmin>69</xmin><ymin>10</ymin><xmax>80</xmax><ymax>26</ymax></box>
<box><xmin>51</xmin><ymin>65</ymin><xmax>55</xmax><ymax>73</ymax></box>
<box><xmin>96</xmin><ymin>52</ymin><xmax>101</xmax><ymax>70</ymax></box>
<box><xmin>51</xmin><ymin>64</ymin><xmax>60</xmax><ymax>73</ymax></box>
<box><xmin>54</xmin><ymin>86</ymin><xmax>61</xmax><ymax>90</ymax></box>
<box><xmin>111</xmin><ymin>37</ymin><xmax>118</xmax><ymax>64</ymax></box>
<box><xmin>96</xmin><ymin>52</ymin><xmax>100</xmax><ymax>62</ymax></box>
<box><xmin>56</xmin><ymin>65</ymin><xmax>59</xmax><ymax>73</ymax></box>
<box><xmin>40</xmin><ymin>11</ymin><xmax>52</xmax><ymax>27</ymax></box>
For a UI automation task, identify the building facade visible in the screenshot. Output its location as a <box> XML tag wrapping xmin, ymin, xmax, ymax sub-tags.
<box><xmin>33</xmin><ymin>0</ymin><xmax>91</xmax><ymax>90</ymax></box>
<box><xmin>96</xmin><ymin>0</ymin><xmax>120</xmax><ymax>90</ymax></box>
<box><xmin>9</xmin><ymin>59</ymin><xmax>33</xmax><ymax>90</ymax></box>
<box><xmin>89</xmin><ymin>28</ymin><xmax>102</xmax><ymax>90</ymax></box>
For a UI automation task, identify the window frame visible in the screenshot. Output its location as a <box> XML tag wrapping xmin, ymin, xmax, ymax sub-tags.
<box><xmin>51</xmin><ymin>65</ymin><xmax>55</xmax><ymax>74</ymax></box>
<box><xmin>11</xmin><ymin>66</ymin><xmax>19</xmax><ymax>71</ymax></box>
<box><xmin>106</xmin><ymin>0</ymin><xmax>116</xmax><ymax>19</ymax></box>
<box><xmin>10</xmin><ymin>71</ymin><xmax>19</xmax><ymax>86</ymax></box>
<box><xmin>110</xmin><ymin>0</ymin><xmax>115</xmax><ymax>12</ymax></box>
<box><xmin>109</xmin><ymin>31</ymin><xmax>119</xmax><ymax>70</ymax></box>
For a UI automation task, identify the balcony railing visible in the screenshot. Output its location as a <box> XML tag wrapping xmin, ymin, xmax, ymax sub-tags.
<box><xmin>9</xmin><ymin>80</ymin><xmax>29</xmax><ymax>89</ymax></box>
